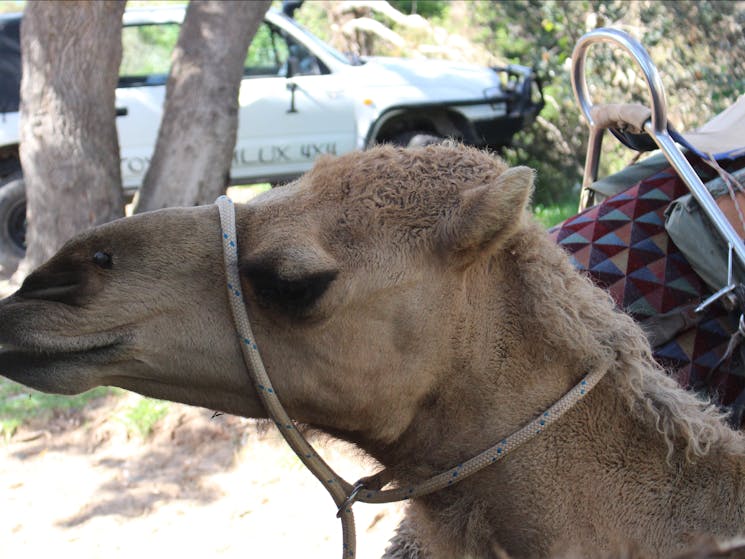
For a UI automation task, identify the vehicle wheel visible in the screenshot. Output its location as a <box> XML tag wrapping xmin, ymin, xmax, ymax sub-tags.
<box><xmin>0</xmin><ymin>171</ymin><xmax>26</xmax><ymax>275</ymax></box>
<box><xmin>391</xmin><ymin>130</ymin><xmax>445</xmax><ymax>148</ymax></box>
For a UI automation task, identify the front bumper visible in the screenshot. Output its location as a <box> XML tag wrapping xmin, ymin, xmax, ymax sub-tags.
<box><xmin>477</xmin><ymin>64</ymin><xmax>544</xmax><ymax>148</ymax></box>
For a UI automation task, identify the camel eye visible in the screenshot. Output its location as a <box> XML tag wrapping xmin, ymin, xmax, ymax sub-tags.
<box><xmin>242</xmin><ymin>263</ymin><xmax>337</xmax><ymax>316</ymax></box>
<box><xmin>92</xmin><ymin>251</ymin><xmax>112</xmax><ymax>269</ymax></box>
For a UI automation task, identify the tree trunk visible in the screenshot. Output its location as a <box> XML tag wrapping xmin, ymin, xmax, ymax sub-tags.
<box><xmin>16</xmin><ymin>0</ymin><xmax>125</xmax><ymax>280</ymax></box>
<box><xmin>134</xmin><ymin>0</ymin><xmax>271</xmax><ymax>213</ymax></box>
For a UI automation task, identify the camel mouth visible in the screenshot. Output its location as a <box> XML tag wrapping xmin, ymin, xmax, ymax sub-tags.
<box><xmin>0</xmin><ymin>340</ymin><xmax>122</xmax><ymax>358</ymax></box>
<box><xmin>0</xmin><ymin>341</ymin><xmax>126</xmax><ymax>394</ymax></box>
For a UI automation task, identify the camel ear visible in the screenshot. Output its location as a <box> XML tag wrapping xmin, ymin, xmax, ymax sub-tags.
<box><xmin>440</xmin><ymin>166</ymin><xmax>534</xmax><ymax>258</ymax></box>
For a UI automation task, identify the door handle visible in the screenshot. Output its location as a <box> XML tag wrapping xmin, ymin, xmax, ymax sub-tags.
<box><xmin>286</xmin><ymin>81</ymin><xmax>298</xmax><ymax>114</ymax></box>
<box><xmin>115</xmin><ymin>107</ymin><xmax>128</xmax><ymax>117</ymax></box>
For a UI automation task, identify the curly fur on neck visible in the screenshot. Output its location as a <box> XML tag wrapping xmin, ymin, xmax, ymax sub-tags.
<box><xmin>514</xmin><ymin>218</ymin><xmax>744</xmax><ymax>459</ymax></box>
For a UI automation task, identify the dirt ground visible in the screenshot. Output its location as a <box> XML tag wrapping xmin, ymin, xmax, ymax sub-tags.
<box><xmin>0</xmin><ymin>392</ymin><xmax>406</xmax><ymax>558</ymax></box>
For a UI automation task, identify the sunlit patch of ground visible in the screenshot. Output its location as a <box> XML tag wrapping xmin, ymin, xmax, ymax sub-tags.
<box><xmin>1</xmin><ymin>395</ymin><xmax>405</xmax><ymax>558</ymax></box>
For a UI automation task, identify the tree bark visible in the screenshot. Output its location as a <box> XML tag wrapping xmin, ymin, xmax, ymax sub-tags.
<box><xmin>16</xmin><ymin>0</ymin><xmax>125</xmax><ymax>279</ymax></box>
<box><xmin>134</xmin><ymin>0</ymin><xmax>271</xmax><ymax>213</ymax></box>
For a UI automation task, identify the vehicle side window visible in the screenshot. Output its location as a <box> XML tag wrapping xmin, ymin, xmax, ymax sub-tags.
<box><xmin>119</xmin><ymin>23</ymin><xmax>179</xmax><ymax>87</ymax></box>
<box><xmin>244</xmin><ymin>22</ymin><xmax>288</xmax><ymax>76</ymax></box>
<box><xmin>244</xmin><ymin>22</ymin><xmax>323</xmax><ymax>77</ymax></box>
<box><xmin>117</xmin><ymin>20</ymin><xmax>324</xmax><ymax>86</ymax></box>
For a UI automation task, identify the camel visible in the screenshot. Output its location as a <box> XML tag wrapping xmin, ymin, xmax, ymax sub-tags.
<box><xmin>1</xmin><ymin>144</ymin><xmax>745</xmax><ymax>558</ymax></box>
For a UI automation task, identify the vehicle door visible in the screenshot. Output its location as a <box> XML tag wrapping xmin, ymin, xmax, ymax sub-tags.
<box><xmin>232</xmin><ymin>21</ymin><xmax>357</xmax><ymax>183</ymax></box>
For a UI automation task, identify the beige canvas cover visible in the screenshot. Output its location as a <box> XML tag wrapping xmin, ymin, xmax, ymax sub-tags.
<box><xmin>677</xmin><ymin>94</ymin><xmax>745</xmax><ymax>160</ymax></box>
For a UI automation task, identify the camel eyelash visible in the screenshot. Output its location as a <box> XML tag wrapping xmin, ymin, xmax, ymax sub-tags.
<box><xmin>241</xmin><ymin>263</ymin><xmax>337</xmax><ymax>315</ymax></box>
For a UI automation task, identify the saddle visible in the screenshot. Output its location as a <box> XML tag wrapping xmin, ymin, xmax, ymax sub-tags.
<box><xmin>549</xmin><ymin>95</ymin><xmax>745</xmax><ymax>426</ymax></box>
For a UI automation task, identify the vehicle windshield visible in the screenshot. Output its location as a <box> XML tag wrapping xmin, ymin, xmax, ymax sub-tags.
<box><xmin>278</xmin><ymin>13</ymin><xmax>358</xmax><ymax>66</ymax></box>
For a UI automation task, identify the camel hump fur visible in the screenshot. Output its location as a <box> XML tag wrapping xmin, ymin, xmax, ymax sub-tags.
<box><xmin>1</xmin><ymin>144</ymin><xmax>745</xmax><ymax>558</ymax></box>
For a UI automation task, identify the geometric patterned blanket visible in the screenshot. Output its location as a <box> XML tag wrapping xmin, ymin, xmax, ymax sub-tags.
<box><xmin>548</xmin><ymin>156</ymin><xmax>745</xmax><ymax>417</ymax></box>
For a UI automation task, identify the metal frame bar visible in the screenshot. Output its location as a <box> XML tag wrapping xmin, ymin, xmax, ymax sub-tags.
<box><xmin>570</xmin><ymin>27</ymin><xmax>745</xmax><ymax>272</ymax></box>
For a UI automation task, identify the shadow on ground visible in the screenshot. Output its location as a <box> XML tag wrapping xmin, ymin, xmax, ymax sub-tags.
<box><xmin>6</xmin><ymin>397</ymin><xmax>254</xmax><ymax>528</ymax></box>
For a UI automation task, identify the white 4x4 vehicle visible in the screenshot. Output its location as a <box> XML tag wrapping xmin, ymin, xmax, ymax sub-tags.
<box><xmin>0</xmin><ymin>5</ymin><xmax>542</xmax><ymax>266</ymax></box>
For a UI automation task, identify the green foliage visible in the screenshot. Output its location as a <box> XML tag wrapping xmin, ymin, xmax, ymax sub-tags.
<box><xmin>532</xmin><ymin>200</ymin><xmax>578</xmax><ymax>228</ymax></box>
<box><xmin>121</xmin><ymin>18</ymin><xmax>288</xmax><ymax>80</ymax></box>
<box><xmin>291</xmin><ymin>1</ymin><xmax>332</xmax><ymax>43</ymax></box>
<box><xmin>298</xmin><ymin>0</ymin><xmax>742</xmax><ymax>204</ymax></box>
<box><xmin>245</xmin><ymin>22</ymin><xmax>287</xmax><ymax>70</ymax></box>
<box><xmin>0</xmin><ymin>378</ymin><xmax>114</xmax><ymax>441</ymax></box>
<box><xmin>120</xmin><ymin>23</ymin><xmax>180</xmax><ymax>77</ymax></box>
<box><xmin>388</xmin><ymin>0</ymin><xmax>449</xmax><ymax>18</ymax></box>
<box><xmin>8</xmin><ymin>0</ymin><xmax>745</xmax><ymax>206</ymax></box>
<box><xmin>465</xmin><ymin>0</ymin><xmax>745</xmax><ymax>205</ymax></box>
<box><xmin>116</xmin><ymin>396</ymin><xmax>170</xmax><ymax>439</ymax></box>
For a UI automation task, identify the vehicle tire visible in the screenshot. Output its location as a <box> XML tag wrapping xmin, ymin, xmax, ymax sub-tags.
<box><xmin>0</xmin><ymin>171</ymin><xmax>26</xmax><ymax>276</ymax></box>
<box><xmin>391</xmin><ymin>130</ymin><xmax>445</xmax><ymax>148</ymax></box>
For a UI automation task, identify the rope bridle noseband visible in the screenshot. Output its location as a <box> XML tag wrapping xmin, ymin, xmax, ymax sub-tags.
<box><xmin>215</xmin><ymin>195</ymin><xmax>608</xmax><ymax>558</ymax></box>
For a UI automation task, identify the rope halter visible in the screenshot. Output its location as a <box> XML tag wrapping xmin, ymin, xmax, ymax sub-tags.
<box><xmin>215</xmin><ymin>195</ymin><xmax>609</xmax><ymax>559</ymax></box>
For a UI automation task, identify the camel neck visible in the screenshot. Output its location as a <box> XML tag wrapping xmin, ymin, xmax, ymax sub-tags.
<box><xmin>363</xmin><ymin>251</ymin><xmax>596</xmax><ymax>478</ymax></box>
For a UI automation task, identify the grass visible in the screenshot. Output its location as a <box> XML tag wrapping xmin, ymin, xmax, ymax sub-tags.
<box><xmin>0</xmin><ymin>378</ymin><xmax>115</xmax><ymax>441</ymax></box>
<box><xmin>532</xmin><ymin>200</ymin><xmax>578</xmax><ymax>228</ymax></box>
<box><xmin>0</xmin><ymin>377</ymin><xmax>172</xmax><ymax>442</ymax></box>
<box><xmin>116</xmin><ymin>396</ymin><xmax>170</xmax><ymax>439</ymax></box>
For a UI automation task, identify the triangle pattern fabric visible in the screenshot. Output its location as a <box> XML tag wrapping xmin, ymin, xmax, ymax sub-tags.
<box><xmin>547</xmin><ymin>153</ymin><xmax>745</xmax><ymax>424</ymax></box>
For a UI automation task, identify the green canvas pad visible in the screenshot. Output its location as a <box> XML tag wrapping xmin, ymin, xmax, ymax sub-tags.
<box><xmin>588</xmin><ymin>152</ymin><xmax>671</xmax><ymax>203</ymax></box>
<box><xmin>665</xmin><ymin>167</ymin><xmax>745</xmax><ymax>293</ymax></box>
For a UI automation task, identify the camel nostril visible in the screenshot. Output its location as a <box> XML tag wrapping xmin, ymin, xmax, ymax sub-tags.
<box><xmin>19</xmin><ymin>284</ymin><xmax>82</xmax><ymax>302</ymax></box>
<box><xmin>18</xmin><ymin>270</ymin><xmax>85</xmax><ymax>304</ymax></box>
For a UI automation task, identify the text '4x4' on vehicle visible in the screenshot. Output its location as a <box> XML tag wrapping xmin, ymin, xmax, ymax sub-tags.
<box><xmin>0</xmin><ymin>5</ymin><xmax>543</xmax><ymax>273</ymax></box>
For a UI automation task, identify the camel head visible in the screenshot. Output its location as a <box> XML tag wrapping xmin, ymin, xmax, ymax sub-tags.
<box><xmin>0</xmin><ymin>145</ymin><xmax>534</xmax><ymax>445</ymax></box>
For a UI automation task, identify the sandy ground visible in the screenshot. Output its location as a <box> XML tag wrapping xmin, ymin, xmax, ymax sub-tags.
<box><xmin>0</xmin><ymin>392</ymin><xmax>406</xmax><ymax>558</ymax></box>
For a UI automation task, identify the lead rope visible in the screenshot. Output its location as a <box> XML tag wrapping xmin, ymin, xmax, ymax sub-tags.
<box><xmin>216</xmin><ymin>196</ymin><xmax>358</xmax><ymax>558</ymax></box>
<box><xmin>215</xmin><ymin>195</ymin><xmax>609</xmax><ymax>559</ymax></box>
